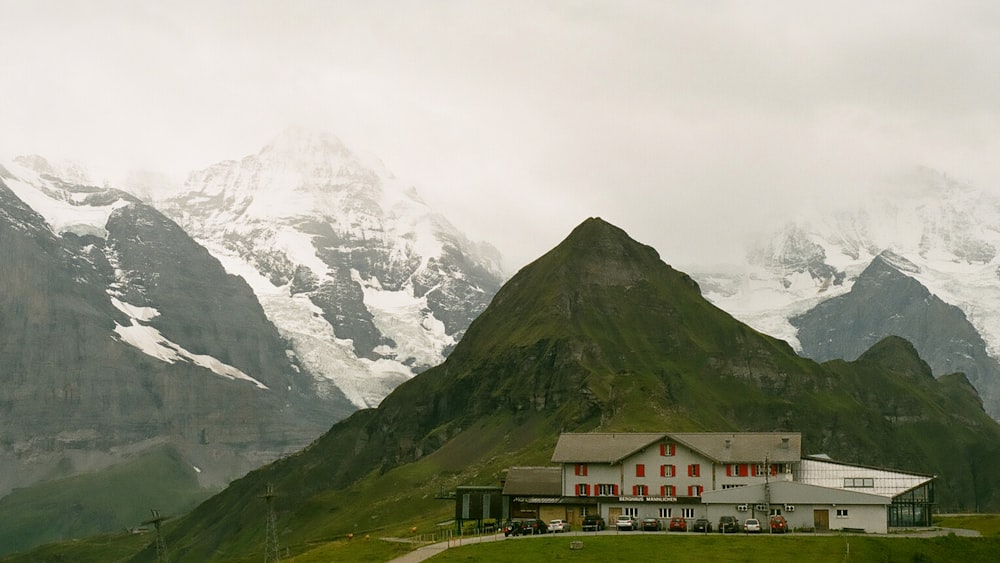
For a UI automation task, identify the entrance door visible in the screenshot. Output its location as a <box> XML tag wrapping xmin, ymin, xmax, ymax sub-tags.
<box><xmin>608</xmin><ymin>507</ymin><xmax>622</xmax><ymax>522</ymax></box>
<box><xmin>813</xmin><ymin>509</ymin><xmax>829</xmax><ymax>532</ymax></box>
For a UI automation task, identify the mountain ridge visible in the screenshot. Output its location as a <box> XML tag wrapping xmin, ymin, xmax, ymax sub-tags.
<box><xmin>126</xmin><ymin>217</ymin><xmax>1000</xmax><ymax>561</ymax></box>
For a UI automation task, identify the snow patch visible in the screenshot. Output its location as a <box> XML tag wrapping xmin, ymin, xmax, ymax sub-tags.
<box><xmin>2</xmin><ymin>160</ymin><xmax>127</xmax><ymax>238</ymax></box>
<box><xmin>109</xmin><ymin>296</ymin><xmax>269</xmax><ymax>390</ymax></box>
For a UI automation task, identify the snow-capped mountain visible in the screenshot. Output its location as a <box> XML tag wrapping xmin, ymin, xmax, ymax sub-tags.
<box><xmin>0</xmin><ymin>156</ymin><xmax>345</xmax><ymax>495</ymax></box>
<box><xmin>159</xmin><ymin>128</ymin><xmax>505</xmax><ymax>408</ymax></box>
<box><xmin>693</xmin><ymin>169</ymin><xmax>1000</xmax><ymax>416</ymax></box>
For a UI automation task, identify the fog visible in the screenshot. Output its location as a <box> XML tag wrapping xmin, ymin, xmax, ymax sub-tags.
<box><xmin>3</xmin><ymin>1</ymin><xmax>999</xmax><ymax>272</ymax></box>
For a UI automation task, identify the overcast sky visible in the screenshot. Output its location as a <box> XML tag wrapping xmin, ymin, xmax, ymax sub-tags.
<box><xmin>3</xmin><ymin>1</ymin><xmax>1000</xmax><ymax>272</ymax></box>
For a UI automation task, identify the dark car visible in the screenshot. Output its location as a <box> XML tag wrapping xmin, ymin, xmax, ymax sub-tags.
<box><xmin>769</xmin><ymin>515</ymin><xmax>788</xmax><ymax>534</ymax></box>
<box><xmin>523</xmin><ymin>519</ymin><xmax>549</xmax><ymax>535</ymax></box>
<box><xmin>692</xmin><ymin>518</ymin><xmax>712</xmax><ymax>533</ymax></box>
<box><xmin>503</xmin><ymin>521</ymin><xmax>524</xmax><ymax>537</ymax></box>
<box><xmin>718</xmin><ymin>515</ymin><xmax>740</xmax><ymax>533</ymax></box>
<box><xmin>640</xmin><ymin>517</ymin><xmax>661</xmax><ymax>531</ymax></box>
<box><xmin>582</xmin><ymin>514</ymin><xmax>606</xmax><ymax>531</ymax></box>
<box><xmin>668</xmin><ymin>516</ymin><xmax>687</xmax><ymax>532</ymax></box>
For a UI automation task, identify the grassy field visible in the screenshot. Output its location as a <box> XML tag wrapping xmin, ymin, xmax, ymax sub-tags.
<box><xmin>423</xmin><ymin>532</ymin><xmax>1000</xmax><ymax>563</ymax></box>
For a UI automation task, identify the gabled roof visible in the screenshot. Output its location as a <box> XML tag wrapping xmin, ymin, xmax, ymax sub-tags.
<box><xmin>671</xmin><ymin>433</ymin><xmax>801</xmax><ymax>463</ymax></box>
<box><xmin>550</xmin><ymin>432</ymin><xmax>801</xmax><ymax>464</ymax></box>
<box><xmin>502</xmin><ymin>466</ymin><xmax>562</xmax><ymax>496</ymax></box>
<box><xmin>551</xmin><ymin>433</ymin><xmax>666</xmax><ymax>463</ymax></box>
<box><xmin>701</xmin><ymin>481</ymin><xmax>891</xmax><ymax>506</ymax></box>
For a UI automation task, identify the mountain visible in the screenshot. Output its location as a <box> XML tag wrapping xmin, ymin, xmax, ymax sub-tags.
<box><xmin>117</xmin><ymin>218</ymin><xmax>1000</xmax><ymax>562</ymax></box>
<box><xmin>158</xmin><ymin>128</ymin><xmax>505</xmax><ymax>409</ymax></box>
<box><xmin>696</xmin><ymin>169</ymin><xmax>1000</xmax><ymax>418</ymax></box>
<box><xmin>791</xmin><ymin>252</ymin><xmax>1000</xmax><ymax>414</ymax></box>
<box><xmin>0</xmin><ymin>157</ymin><xmax>350</xmax><ymax>553</ymax></box>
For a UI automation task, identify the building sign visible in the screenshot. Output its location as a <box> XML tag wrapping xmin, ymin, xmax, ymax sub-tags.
<box><xmin>617</xmin><ymin>496</ymin><xmax>678</xmax><ymax>502</ymax></box>
<box><xmin>513</xmin><ymin>497</ymin><xmax>561</xmax><ymax>504</ymax></box>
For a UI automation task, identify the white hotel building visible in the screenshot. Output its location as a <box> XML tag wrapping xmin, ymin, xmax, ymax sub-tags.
<box><xmin>547</xmin><ymin>432</ymin><xmax>935</xmax><ymax>533</ymax></box>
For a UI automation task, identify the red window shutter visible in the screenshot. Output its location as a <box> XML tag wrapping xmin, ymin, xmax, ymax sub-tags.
<box><xmin>613</xmin><ymin>484</ymin><xmax>619</xmax><ymax>496</ymax></box>
<box><xmin>670</xmin><ymin>443</ymin><xmax>676</xmax><ymax>456</ymax></box>
<box><xmin>660</xmin><ymin>485</ymin><xmax>667</xmax><ymax>496</ymax></box>
<box><xmin>632</xmin><ymin>485</ymin><xmax>639</xmax><ymax>495</ymax></box>
<box><xmin>751</xmin><ymin>464</ymin><xmax>758</xmax><ymax>477</ymax></box>
<box><xmin>771</xmin><ymin>464</ymin><xmax>778</xmax><ymax>476</ymax></box>
<box><xmin>671</xmin><ymin>464</ymin><xmax>676</xmax><ymax>477</ymax></box>
<box><xmin>660</xmin><ymin>443</ymin><xmax>666</xmax><ymax>456</ymax></box>
<box><xmin>726</xmin><ymin>465</ymin><xmax>732</xmax><ymax>477</ymax></box>
<box><xmin>636</xmin><ymin>464</ymin><xmax>645</xmax><ymax>477</ymax></box>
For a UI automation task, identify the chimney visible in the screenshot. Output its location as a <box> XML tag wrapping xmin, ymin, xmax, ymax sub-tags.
<box><xmin>781</xmin><ymin>437</ymin><xmax>790</xmax><ymax>449</ymax></box>
<box><xmin>725</xmin><ymin>439</ymin><xmax>731</xmax><ymax>449</ymax></box>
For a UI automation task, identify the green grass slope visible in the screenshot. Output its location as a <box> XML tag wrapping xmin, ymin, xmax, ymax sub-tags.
<box><xmin>0</xmin><ymin>444</ymin><xmax>214</xmax><ymax>557</ymax></box>
<box><xmin>20</xmin><ymin>217</ymin><xmax>1000</xmax><ymax>562</ymax></box>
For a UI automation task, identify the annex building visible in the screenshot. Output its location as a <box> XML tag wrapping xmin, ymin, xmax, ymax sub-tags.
<box><xmin>526</xmin><ymin>431</ymin><xmax>936</xmax><ymax>533</ymax></box>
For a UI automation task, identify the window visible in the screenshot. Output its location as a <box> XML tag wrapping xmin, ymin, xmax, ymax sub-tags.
<box><xmin>636</xmin><ymin>464</ymin><xmax>645</xmax><ymax>477</ymax></box>
<box><xmin>660</xmin><ymin>443</ymin><xmax>676</xmax><ymax>456</ymax></box>
<box><xmin>681</xmin><ymin>508</ymin><xmax>695</xmax><ymax>518</ymax></box>
<box><xmin>632</xmin><ymin>484</ymin><xmax>648</xmax><ymax>496</ymax></box>
<box><xmin>580</xmin><ymin>507</ymin><xmax>589</xmax><ymax>517</ymax></box>
<box><xmin>660</xmin><ymin>464</ymin><xmax>675</xmax><ymax>477</ymax></box>
<box><xmin>688</xmin><ymin>464</ymin><xmax>701</xmax><ymax>477</ymax></box>
<box><xmin>844</xmin><ymin>477</ymin><xmax>874</xmax><ymax>488</ymax></box>
<box><xmin>687</xmin><ymin>485</ymin><xmax>704</xmax><ymax>497</ymax></box>
<box><xmin>722</xmin><ymin>484</ymin><xmax>746</xmax><ymax>490</ymax></box>
<box><xmin>836</xmin><ymin>509</ymin><xmax>849</xmax><ymax>518</ymax></box>
<box><xmin>658</xmin><ymin>508</ymin><xmax>672</xmax><ymax>518</ymax></box>
<box><xmin>660</xmin><ymin>485</ymin><xmax>676</xmax><ymax>497</ymax></box>
<box><xmin>769</xmin><ymin>508</ymin><xmax>782</xmax><ymax>516</ymax></box>
<box><xmin>575</xmin><ymin>483</ymin><xmax>591</xmax><ymax>496</ymax></box>
<box><xmin>598</xmin><ymin>483</ymin><xmax>619</xmax><ymax>496</ymax></box>
<box><xmin>624</xmin><ymin>507</ymin><xmax>639</xmax><ymax>517</ymax></box>
<box><xmin>574</xmin><ymin>463</ymin><xmax>588</xmax><ymax>476</ymax></box>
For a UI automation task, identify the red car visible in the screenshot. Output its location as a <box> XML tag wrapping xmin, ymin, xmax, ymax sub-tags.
<box><xmin>668</xmin><ymin>516</ymin><xmax>687</xmax><ymax>532</ymax></box>
<box><xmin>769</xmin><ymin>515</ymin><xmax>788</xmax><ymax>533</ymax></box>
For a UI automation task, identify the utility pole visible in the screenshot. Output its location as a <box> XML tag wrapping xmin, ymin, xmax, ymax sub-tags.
<box><xmin>763</xmin><ymin>455</ymin><xmax>772</xmax><ymax>525</ymax></box>
<box><xmin>142</xmin><ymin>509</ymin><xmax>169</xmax><ymax>563</ymax></box>
<box><xmin>261</xmin><ymin>484</ymin><xmax>281</xmax><ymax>563</ymax></box>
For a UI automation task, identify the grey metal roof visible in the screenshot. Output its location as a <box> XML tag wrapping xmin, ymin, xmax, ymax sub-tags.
<box><xmin>550</xmin><ymin>433</ymin><xmax>666</xmax><ymax>463</ymax></box>
<box><xmin>701</xmin><ymin>480</ymin><xmax>891</xmax><ymax>506</ymax></box>
<box><xmin>671</xmin><ymin>432</ymin><xmax>801</xmax><ymax>463</ymax></box>
<box><xmin>502</xmin><ymin>466</ymin><xmax>562</xmax><ymax>496</ymax></box>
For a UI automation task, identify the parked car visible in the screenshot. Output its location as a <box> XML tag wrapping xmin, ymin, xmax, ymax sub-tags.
<box><xmin>768</xmin><ymin>515</ymin><xmax>788</xmax><ymax>533</ymax></box>
<box><xmin>640</xmin><ymin>517</ymin><xmax>661</xmax><ymax>531</ymax></box>
<box><xmin>668</xmin><ymin>516</ymin><xmax>687</xmax><ymax>532</ymax></box>
<box><xmin>718</xmin><ymin>515</ymin><xmax>740</xmax><ymax>533</ymax></box>
<box><xmin>744</xmin><ymin>518</ymin><xmax>762</xmax><ymax>533</ymax></box>
<box><xmin>524</xmin><ymin>519</ymin><xmax>549</xmax><ymax>534</ymax></box>
<box><xmin>503</xmin><ymin>521</ymin><xmax>527</xmax><ymax>537</ymax></box>
<box><xmin>582</xmin><ymin>514</ymin><xmax>606</xmax><ymax>531</ymax></box>
<box><xmin>549</xmin><ymin>519</ymin><xmax>569</xmax><ymax>533</ymax></box>
<box><xmin>615</xmin><ymin>514</ymin><xmax>639</xmax><ymax>531</ymax></box>
<box><xmin>692</xmin><ymin>518</ymin><xmax>713</xmax><ymax>533</ymax></box>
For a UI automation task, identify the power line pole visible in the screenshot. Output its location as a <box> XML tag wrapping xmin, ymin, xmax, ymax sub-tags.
<box><xmin>261</xmin><ymin>484</ymin><xmax>281</xmax><ymax>563</ymax></box>
<box><xmin>142</xmin><ymin>509</ymin><xmax>169</xmax><ymax>563</ymax></box>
